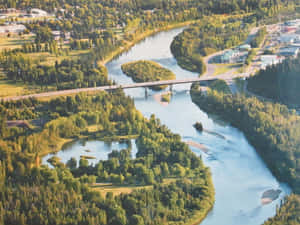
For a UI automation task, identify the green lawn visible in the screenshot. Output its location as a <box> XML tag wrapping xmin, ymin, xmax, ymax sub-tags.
<box><xmin>0</xmin><ymin>72</ymin><xmax>57</xmax><ymax>98</ymax></box>
<box><xmin>213</xmin><ymin>63</ymin><xmax>242</xmax><ymax>76</ymax></box>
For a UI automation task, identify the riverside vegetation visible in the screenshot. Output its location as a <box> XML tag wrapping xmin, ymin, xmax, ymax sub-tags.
<box><xmin>248</xmin><ymin>53</ymin><xmax>300</xmax><ymax>107</ymax></box>
<box><xmin>121</xmin><ymin>60</ymin><xmax>176</xmax><ymax>90</ymax></box>
<box><xmin>1</xmin><ymin>0</ymin><xmax>300</xmax><ymax>224</ymax></box>
<box><xmin>0</xmin><ymin>89</ymin><xmax>214</xmax><ymax>225</ymax></box>
<box><xmin>190</xmin><ymin>83</ymin><xmax>300</xmax><ymax>225</ymax></box>
<box><xmin>171</xmin><ymin>15</ymin><xmax>251</xmax><ymax>73</ymax></box>
<box><xmin>0</xmin><ymin>0</ymin><xmax>298</xmax><ymax>96</ymax></box>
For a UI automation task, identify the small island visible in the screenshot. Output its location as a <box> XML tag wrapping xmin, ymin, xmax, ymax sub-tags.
<box><xmin>193</xmin><ymin>122</ymin><xmax>204</xmax><ymax>132</ymax></box>
<box><xmin>261</xmin><ymin>189</ymin><xmax>282</xmax><ymax>205</ymax></box>
<box><xmin>161</xmin><ymin>92</ymin><xmax>172</xmax><ymax>102</ymax></box>
<box><xmin>121</xmin><ymin>60</ymin><xmax>176</xmax><ymax>90</ymax></box>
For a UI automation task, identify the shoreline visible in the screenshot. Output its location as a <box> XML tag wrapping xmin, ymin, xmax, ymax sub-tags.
<box><xmin>100</xmin><ymin>20</ymin><xmax>195</xmax><ymax>66</ymax></box>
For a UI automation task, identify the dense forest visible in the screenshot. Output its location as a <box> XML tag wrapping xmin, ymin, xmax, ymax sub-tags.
<box><xmin>0</xmin><ymin>90</ymin><xmax>214</xmax><ymax>225</ymax></box>
<box><xmin>248</xmin><ymin>54</ymin><xmax>300</xmax><ymax>106</ymax></box>
<box><xmin>170</xmin><ymin>16</ymin><xmax>250</xmax><ymax>73</ymax></box>
<box><xmin>121</xmin><ymin>60</ymin><xmax>175</xmax><ymax>90</ymax></box>
<box><xmin>263</xmin><ymin>194</ymin><xmax>300</xmax><ymax>225</ymax></box>
<box><xmin>0</xmin><ymin>0</ymin><xmax>299</xmax><ymax>224</ymax></box>
<box><xmin>190</xmin><ymin>83</ymin><xmax>300</xmax><ymax>225</ymax></box>
<box><xmin>0</xmin><ymin>54</ymin><xmax>110</xmax><ymax>90</ymax></box>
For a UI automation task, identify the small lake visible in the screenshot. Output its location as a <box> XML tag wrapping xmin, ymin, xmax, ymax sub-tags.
<box><xmin>42</xmin><ymin>139</ymin><xmax>137</xmax><ymax>167</ymax></box>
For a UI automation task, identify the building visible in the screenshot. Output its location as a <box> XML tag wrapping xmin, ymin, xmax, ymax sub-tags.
<box><xmin>52</xmin><ymin>30</ymin><xmax>61</xmax><ymax>41</ymax></box>
<box><xmin>218</xmin><ymin>50</ymin><xmax>239</xmax><ymax>63</ymax></box>
<box><xmin>238</xmin><ymin>44</ymin><xmax>251</xmax><ymax>51</ymax></box>
<box><xmin>278</xmin><ymin>47</ymin><xmax>299</xmax><ymax>57</ymax></box>
<box><xmin>260</xmin><ymin>55</ymin><xmax>282</xmax><ymax>69</ymax></box>
<box><xmin>30</xmin><ymin>8</ymin><xmax>48</xmax><ymax>17</ymax></box>
<box><xmin>279</xmin><ymin>34</ymin><xmax>299</xmax><ymax>44</ymax></box>
<box><xmin>0</xmin><ymin>24</ymin><xmax>26</xmax><ymax>33</ymax></box>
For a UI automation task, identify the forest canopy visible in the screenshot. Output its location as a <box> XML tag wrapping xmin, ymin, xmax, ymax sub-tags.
<box><xmin>247</xmin><ymin>54</ymin><xmax>300</xmax><ymax>106</ymax></box>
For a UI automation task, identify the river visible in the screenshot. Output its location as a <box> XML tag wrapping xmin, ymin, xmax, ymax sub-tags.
<box><xmin>44</xmin><ymin>27</ymin><xmax>291</xmax><ymax>225</ymax></box>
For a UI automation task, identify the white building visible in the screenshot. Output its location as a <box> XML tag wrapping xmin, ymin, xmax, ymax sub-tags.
<box><xmin>260</xmin><ymin>55</ymin><xmax>283</xmax><ymax>69</ymax></box>
<box><xmin>30</xmin><ymin>8</ymin><xmax>48</xmax><ymax>17</ymax></box>
<box><xmin>0</xmin><ymin>24</ymin><xmax>26</xmax><ymax>33</ymax></box>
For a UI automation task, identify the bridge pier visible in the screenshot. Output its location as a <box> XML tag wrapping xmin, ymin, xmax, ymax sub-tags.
<box><xmin>169</xmin><ymin>84</ymin><xmax>173</xmax><ymax>92</ymax></box>
<box><xmin>144</xmin><ymin>87</ymin><xmax>148</xmax><ymax>99</ymax></box>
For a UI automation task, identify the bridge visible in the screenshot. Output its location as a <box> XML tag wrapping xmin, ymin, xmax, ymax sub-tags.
<box><xmin>1</xmin><ymin>77</ymin><xmax>218</xmax><ymax>101</ymax></box>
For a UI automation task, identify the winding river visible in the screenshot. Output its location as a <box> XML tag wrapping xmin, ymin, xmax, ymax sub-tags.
<box><xmin>44</xmin><ymin>27</ymin><xmax>291</xmax><ymax>224</ymax></box>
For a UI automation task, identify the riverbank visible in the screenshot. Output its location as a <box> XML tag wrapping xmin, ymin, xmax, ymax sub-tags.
<box><xmin>100</xmin><ymin>20</ymin><xmax>196</xmax><ymax>66</ymax></box>
<box><xmin>190</xmin><ymin>84</ymin><xmax>299</xmax><ymax>194</ymax></box>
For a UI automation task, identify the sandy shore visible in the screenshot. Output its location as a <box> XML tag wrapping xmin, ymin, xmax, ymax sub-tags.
<box><xmin>153</xmin><ymin>91</ymin><xmax>171</xmax><ymax>106</ymax></box>
<box><xmin>185</xmin><ymin>140</ymin><xmax>209</xmax><ymax>153</ymax></box>
<box><xmin>261</xmin><ymin>189</ymin><xmax>282</xmax><ymax>205</ymax></box>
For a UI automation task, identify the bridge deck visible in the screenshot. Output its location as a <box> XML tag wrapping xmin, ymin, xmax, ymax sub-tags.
<box><xmin>1</xmin><ymin>77</ymin><xmax>217</xmax><ymax>101</ymax></box>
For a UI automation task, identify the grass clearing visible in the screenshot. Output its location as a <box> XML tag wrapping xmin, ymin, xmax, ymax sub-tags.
<box><xmin>91</xmin><ymin>183</ymin><xmax>152</xmax><ymax>197</ymax></box>
<box><xmin>27</xmin><ymin>49</ymin><xmax>90</xmax><ymax>66</ymax></box>
<box><xmin>0</xmin><ymin>71</ymin><xmax>58</xmax><ymax>97</ymax></box>
<box><xmin>91</xmin><ymin>178</ymin><xmax>179</xmax><ymax>197</ymax></box>
<box><xmin>0</xmin><ymin>34</ymin><xmax>34</xmax><ymax>51</ymax></box>
<box><xmin>213</xmin><ymin>63</ymin><xmax>242</xmax><ymax>76</ymax></box>
<box><xmin>0</xmin><ymin>72</ymin><xmax>42</xmax><ymax>97</ymax></box>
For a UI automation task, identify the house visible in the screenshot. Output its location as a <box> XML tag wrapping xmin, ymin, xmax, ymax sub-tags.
<box><xmin>218</xmin><ymin>50</ymin><xmax>239</xmax><ymax>63</ymax></box>
<box><xmin>279</xmin><ymin>35</ymin><xmax>298</xmax><ymax>44</ymax></box>
<box><xmin>238</xmin><ymin>44</ymin><xmax>251</xmax><ymax>51</ymax></box>
<box><xmin>30</xmin><ymin>8</ymin><xmax>48</xmax><ymax>17</ymax></box>
<box><xmin>278</xmin><ymin>47</ymin><xmax>299</xmax><ymax>57</ymax></box>
<box><xmin>64</xmin><ymin>32</ymin><xmax>71</xmax><ymax>40</ymax></box>
<box><xmin>52</xmin><ymin>30</ymin><xmax>61</xmax><ymax>41</ymax></box>
<box><xmin>283</xmin><ymin>26</ymin><xmax>297</xmax><ymax>33</ymax></box>
<box><xmin>260</xmin><ymin>55</ymin><xmax>282</xmax><ymax>69</ymax></box>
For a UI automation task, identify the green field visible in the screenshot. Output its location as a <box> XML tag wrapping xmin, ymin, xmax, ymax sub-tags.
<box><xmin>91</xmin><ymin>178</ymin><xmax>178</xmax><ymax>197</ymax></box>
<box><xmin>0</xmin><ymin>34</ymin><xmax>34</xmax><ymax>51</ymax></box>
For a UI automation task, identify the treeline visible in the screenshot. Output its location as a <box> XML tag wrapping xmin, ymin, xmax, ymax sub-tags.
<box><xmin>121</xmin><ymin>60</ymin><xmax>176</xmax><ymax>90</ymax></box>
<box><xmin>190</xmin><ymin>84</ymin><xmax>300</xmax><ymax>194</ymax></box>
<box><xmin>171</xmin><ymin>16</ymin><xmax>250</xmax><ymax>73</ymax></box>
<box><xmin>1</xmin><ymin>0</ymin><xmax>296</xmax><ymax>40</ymax></box>
<box><xmin>263</xmin><ymin>194</ymin><xmax>300</xmax><ymax>225</ymax></box>
<box><xmin>250</xmin><ymin>27</ymin><xmax>267</xmax><ymax>48</ymax></box>
<box><xmin>245</xmin><ymin>49</ymin><xmax>257</xmax><ymax>65</ymax></box>
<box><xmin>0</xmin><ymin>53</ymin><xmax>110</xmax><ymax>90</ymax></box>
<box><xmin>0</xmin><ymin>90</ymin><xmax>214</xmax><ymax>225</ymax></box>
<box><xmin>247</xmin><ymin>54</ymin><xmax>300</xmax><ymax>106</ymax></box>
<box><xmin>22</xmin><ymin>41</ymin><xmax>60</xmax><ymax>54</ymax></box>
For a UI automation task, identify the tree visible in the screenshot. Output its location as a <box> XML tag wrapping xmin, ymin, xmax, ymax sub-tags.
<box><xmin>66</xmin><ymin>157</ymin><xmax>77</xmax><ymax>169</ymax></box>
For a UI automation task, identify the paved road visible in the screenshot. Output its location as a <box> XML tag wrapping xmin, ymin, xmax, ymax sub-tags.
<box><xmin>1</xmin><ymin>77</ymin><xmax>219</xmax><ymax>101</ymax></box>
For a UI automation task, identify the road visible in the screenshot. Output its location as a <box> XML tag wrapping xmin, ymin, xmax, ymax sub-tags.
<box><xmin>200</xmin><ymin>26</ymin><xmax>260</xmax><ymax>94</ymax></box>
<box><xmin>0</xmin><ymin>26</ymin><xmax>262</xmax><ymax>101</ymax></box>
<box><xmin>1</xmin><ymin>77</ymin><xmax>219</xmax><ymax>101</ymax></box>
